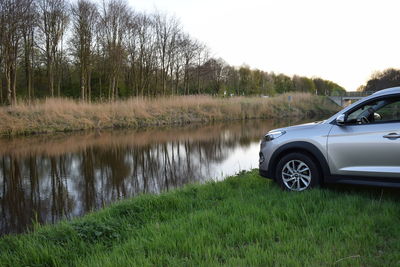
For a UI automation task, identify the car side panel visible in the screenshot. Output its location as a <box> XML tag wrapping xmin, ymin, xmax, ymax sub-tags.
<box><xmin>327</xmin><ymin>122</ymin><xmax>400</xmax><ymax>178</ymax></box>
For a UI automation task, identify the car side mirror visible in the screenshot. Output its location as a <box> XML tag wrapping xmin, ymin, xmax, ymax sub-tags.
<box><xmin>336</xmin><ymin>114</ymin><xmax>346</xmax><ymax>126</ymax></box>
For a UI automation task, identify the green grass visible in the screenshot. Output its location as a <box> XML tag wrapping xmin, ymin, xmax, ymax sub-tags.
<box><xmin>1</xmin><ymin>170</ymin><xmax>399</xmax><ymax>266</ymax></box>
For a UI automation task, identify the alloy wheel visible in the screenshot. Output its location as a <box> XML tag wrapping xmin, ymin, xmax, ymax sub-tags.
<box><xmin>281</xmin><ymin>160</ymin><xmax>311</xmax><ymax>191</ymax></box>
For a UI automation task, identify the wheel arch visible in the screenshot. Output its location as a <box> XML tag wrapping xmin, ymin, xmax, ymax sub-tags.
<box><xmin>267</xmin><ymin>141</ymin><xmax>331</xmax><ymax>181</ymax></box>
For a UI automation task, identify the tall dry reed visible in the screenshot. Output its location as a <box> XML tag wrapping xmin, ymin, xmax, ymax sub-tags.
<box><xmin>0</xmin><ymin>93</ymin><xmax>339</xmax><ymax>136</ymax></box>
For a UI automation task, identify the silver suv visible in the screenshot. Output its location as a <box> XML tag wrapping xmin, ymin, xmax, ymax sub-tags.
<box><xmin>259</xmin><ymin>87</ymin><xmax>400</xmax><ymax>191</ymax></box>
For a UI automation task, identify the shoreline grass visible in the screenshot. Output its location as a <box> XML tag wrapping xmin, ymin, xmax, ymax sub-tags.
<box><xmin>0</xmin><ymin>93</ymin><xmax>339</xmax><ymax>136</ymax></box>
<box><xmin>1</xmin><ymin>170</ymin><xmax>399</xmax><ymax>266</ymax></box>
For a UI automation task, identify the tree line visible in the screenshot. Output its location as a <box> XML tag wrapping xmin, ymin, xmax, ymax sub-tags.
<box><xmin>216</xmin><ymin>62</ymin><xmax>345</xmax><ymax>96</ymax></box>
<box><xmin>0</xmin><ymin>0</ymin><xmax>346</xmax><ymax>105</ymax></box>
<box><xmin>358</xmin><ymin>68</ymin><xmax>400</xmax><ymax>92</ymax></box>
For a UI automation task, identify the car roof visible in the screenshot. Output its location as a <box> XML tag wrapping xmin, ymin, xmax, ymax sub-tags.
<box><xmin>372</xmin><ymin>86</ymin><xmax>400</xmax><ymax>96</ymax></box>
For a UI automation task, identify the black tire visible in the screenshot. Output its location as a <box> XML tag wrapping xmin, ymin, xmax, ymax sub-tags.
<box><xmin>275</xmin><ymin>152</ymin><xmax>320</xmax><ymax>191</ymax></box>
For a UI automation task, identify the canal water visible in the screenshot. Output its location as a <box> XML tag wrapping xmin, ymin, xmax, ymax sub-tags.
<box><xmin>0</xmin><ymin>119</ymin><xmax>302</xmax><ymax>235</ymax></box>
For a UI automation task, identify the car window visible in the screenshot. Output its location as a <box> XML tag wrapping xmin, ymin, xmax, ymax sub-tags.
<box><xmin>346</xmin><ymin>97</ymin><xmax>400</xmax><ymax>124</ymax></box>
<box><xmin>376</xmin><ymin>100</ymin><xmax>400</xmax><ymax>122</ymax></box>
<box><xmin>347</xmin><ymin>103</ymin><xmax>375</xmax><ymax>123</ymax></box>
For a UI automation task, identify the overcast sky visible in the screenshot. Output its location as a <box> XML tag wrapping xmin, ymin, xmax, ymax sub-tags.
<box><xmin>131</xmin><ymin>0</ymin><xmax>400</xmax><ymax>91</ymax></box>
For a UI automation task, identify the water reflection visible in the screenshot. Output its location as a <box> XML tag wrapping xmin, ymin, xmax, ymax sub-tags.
<box><xmin>0</xmin><ymin>119</ymin><xmax>290</xmax><ymax>235</ymax></box>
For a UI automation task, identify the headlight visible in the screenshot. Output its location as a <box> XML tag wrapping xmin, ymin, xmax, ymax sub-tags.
<box><xmin>263</xmin><ymin>130</ymin><xmax>286</xmax><ymax>142</ymax></box>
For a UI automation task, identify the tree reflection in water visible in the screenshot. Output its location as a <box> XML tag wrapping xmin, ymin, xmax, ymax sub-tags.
<box><xmin>0</xmin><ymin>119</ymin><xmax>286</xmax><ymax>235</ymax></box>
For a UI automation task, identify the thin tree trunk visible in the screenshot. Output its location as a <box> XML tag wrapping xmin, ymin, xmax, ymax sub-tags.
<box><xmin>197</xmin><ymin>63</ymin><xmax>201</xmax><ymax>94</ymax></box>
<box><xmin>24</xmin><ymin>37</ymin><xmax>32</xmax><ymax>103</ymax></box>
<box><xmin>49</xmin><ymin>63</ymin><xmax>54</xmax><ymax>97</ymax></box>
<box><xmin>108</xmin><ymin>77</ymin><xmax>112</xmax><ymax>102</ymax></box>
<box><xmin>12</xmin><ymin>62</ymin><xmax>17</xmax><ymax>104</ymax></box>
<box><xmin>80</xmin><ymin>65</ymin><xmax>85</xmax><ymax>100</ymax></box>
<box><xmin>5</xmin><ymin>47</ymin><xmax>17</xmax><ymax>105</ymax></box>
<box><xmin>87</xmin><ymin>71</ymin><xmax>91</xmax><ymax>102</ymax></box>
<box><xmin>99</xmin><ymin>76</ymin><xmax>102</xmax><ymax>101</ymax></box>
<box><xmin>57</xmin><ymin>39</ymin><xmax>62</xmax><ymax>97</ymax></box>
<box><xmin>175</xmin><ymin>67</ymin><xmax>179</xmax><ymax>95</ymax></box>
<box><xmin>5</xmin><ymin>66</ymin><xmax>12</xmax><ymax>105</ymax></box>
<box><xmin>0</xmin><ymin>75</ymin><xmax>3</xmax><ymax>104</ymax></box>
<box><xmin>170</xmin><ymin>67</ymin><xmax>174</xmax><ymax>95</ymax></box>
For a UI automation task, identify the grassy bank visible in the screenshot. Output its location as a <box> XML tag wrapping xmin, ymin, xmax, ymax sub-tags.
<box><xmin>0</xmin><ymin>93</ymin><xmax>338</xmax><ymax>136</ymax></box>
<box><xmin>1</xmin><ymin>170</ymin><xmax>399</xmax><ymax>266</ymax></box>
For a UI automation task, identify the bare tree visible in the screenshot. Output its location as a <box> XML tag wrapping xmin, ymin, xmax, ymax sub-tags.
<box><xmin>21</xmin><ymin>0</ymin><xmax>37</xmax><ymax>102</ymax></box>
<box><xmin>133</xmin><ymin>13</ymin><xmax>156</xmax><ymax>96</ymax></box>
<box><xmin>180</xmin><ymin>34</ymin><xmax>200</xmax><ymax>95</ymax></box>
<box><xmin>126</xmin><ymin>12</ymin><xmax>159</xmax><ymax>97</ymax></box>
<box><xmin>125</xmin><ymin>11</ymin><xmax>138</xmax><ymax>96</ymax></box>
<box><xmin>195</xmin><ymin>43</ymin><xmax>209</xmax><ymax>94</ymax></box>
<box><xmin>0</xmin><ymin>1</ymin><xmax>4</xmax><ymax>103</ymax></box>
<box><xmin>0</xmin><ymin>0</ymin><xmax>32</xmax><ymax>105</ymax></box>
<box><xmin>6</xmin><ymin>1</ymin><xmax>314</xmax><ymax>101</ymax></box>
<box><xmin>37</xmin><ymin>0</ymin><xmax>69</xmax><ymax>97</ymax></box>
<box><xmin>71</xmin><ymin>0</ymin><xmax>99</xmax><ymax>102</ymax></box>
<box><xmin>170</xmin><ymin>33</ymin><xmax>184</xmax><ymax>95</ymax></box>
<box><xmin>99</xmin><ymin>0</ymin><xmax>129</xmax><ymax>101</ymax></box>
<box><xmin>154</xmin><ymin>11</ymin><xmax>180</xmax><ymax>95</ymax></box>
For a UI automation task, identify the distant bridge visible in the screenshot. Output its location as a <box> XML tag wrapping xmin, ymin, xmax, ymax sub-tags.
<box><xmin>328</xmin><ymin>91</ymin><xmax>374</xmax><ymax>107</ymax></box>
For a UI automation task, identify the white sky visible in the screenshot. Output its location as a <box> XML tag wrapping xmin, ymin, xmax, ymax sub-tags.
<box><xmin>130</xmin><ymin>0</ymin><xmax>400</xmax><ymax>91</ymax></box>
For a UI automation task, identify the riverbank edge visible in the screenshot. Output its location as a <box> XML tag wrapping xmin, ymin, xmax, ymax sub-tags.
<box><xmin>0</xmin><ymin>94</ymin><xmax>339</xmax><ymax>137</ymax></box>
<box><xmin>0</xmin><ymin>169</ymin><xmax>399</xmax><ymax>266</ymax></box>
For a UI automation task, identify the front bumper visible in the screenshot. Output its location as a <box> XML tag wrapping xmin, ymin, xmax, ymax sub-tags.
<box><xmin>259</xmin><ymin>141</ymin><xmax>275</xmax><ymax>179</ymax></box>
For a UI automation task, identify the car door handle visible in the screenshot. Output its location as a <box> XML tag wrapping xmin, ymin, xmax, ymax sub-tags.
<box><xmin>383</xmin><ymin>133</ymin><xmax>400</xmax><ymax>139</ymax></box>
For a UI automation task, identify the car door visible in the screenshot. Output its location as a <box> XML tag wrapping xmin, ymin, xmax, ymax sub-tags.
<box><xmin>328</xmin><ymin>95</ymin><xmax>400</xmax><ymax>178</ymax></box>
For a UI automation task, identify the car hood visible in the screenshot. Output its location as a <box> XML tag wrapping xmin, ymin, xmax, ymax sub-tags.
<box><xmin>270</xmin><ymin>120</ymin><xmax>325</xmax><ymax>132</ymax></box>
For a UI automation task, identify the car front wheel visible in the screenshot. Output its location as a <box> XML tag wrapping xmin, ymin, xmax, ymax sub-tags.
<box><xmin>275</xmin><ymin>153</ymin><xmax>320</xmax><ymax>191</ymax></box>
